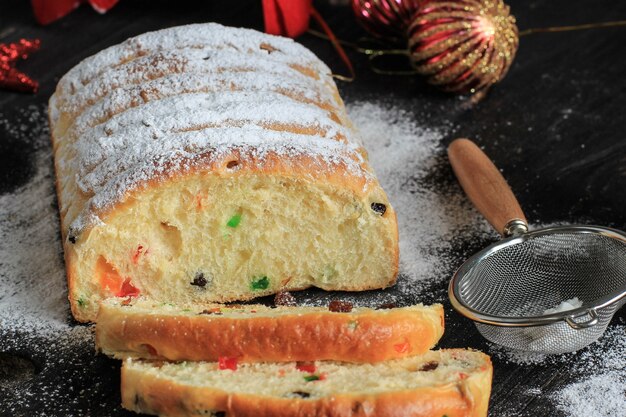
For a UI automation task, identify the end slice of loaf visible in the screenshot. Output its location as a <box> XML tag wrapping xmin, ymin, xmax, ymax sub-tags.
<box><xmin>96</xmin><ymin>298</ymin><xmax>444</xmax><ymax>363</ymax></box>
<box><xmin>122</xmin><ymin>349</ymin><xmax>492</xmax><ymax>417</ymax></box>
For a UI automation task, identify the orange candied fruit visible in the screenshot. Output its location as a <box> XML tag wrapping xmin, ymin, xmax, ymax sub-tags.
<box><xmin>99</xmin><ymin>261</ymin><xmax>140</xmax><ymax>298</ymax></box>
<box><xmin>393</xmin><ymin>340</ymin><xmax>411</xmax><ymax>354</ymax></box>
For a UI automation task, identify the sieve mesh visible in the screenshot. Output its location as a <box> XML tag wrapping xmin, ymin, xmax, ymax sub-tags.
<box><xmin>453</xmin><ymin>228</ymin><xmax>626</xmax><ymax>353</ymax></box>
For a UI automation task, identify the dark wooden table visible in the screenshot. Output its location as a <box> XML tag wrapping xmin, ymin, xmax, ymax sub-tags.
<box><xmin>1</xmin><ymin>0</ymin><xmax>625</xmax><ymax>416</ymax></box>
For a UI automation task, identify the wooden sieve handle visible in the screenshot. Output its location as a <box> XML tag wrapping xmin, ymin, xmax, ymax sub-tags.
<box><xmin>448</xmin><ymin>138</ymin><xmax>528</xmax><ymax>237</ymax></box>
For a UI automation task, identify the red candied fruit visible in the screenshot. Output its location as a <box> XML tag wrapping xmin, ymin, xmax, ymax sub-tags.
<box><xmin>119</xmin><ymin>278</ymin><xmax>140</xmax><ymax>297</ymax></box>
<box><xmin>295</xmin><ymin>362</ymin><xmax>316</xmax><ymax>373</ymax></box>
<box><xmin>131</xmin><ymin>245</ymin><xmax>148</xmax><ymax>264</ymax></box>
<box><xmin>218</xmin><ymin>357</ymin><xmax>238</xmax><ymax>371</ymax></box>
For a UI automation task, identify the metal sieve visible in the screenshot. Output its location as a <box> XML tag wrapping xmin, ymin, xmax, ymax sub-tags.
<box><xmin>447</xmin><ymin>139</ymin><xmax>626</xmax><ymax>354</ymax></box>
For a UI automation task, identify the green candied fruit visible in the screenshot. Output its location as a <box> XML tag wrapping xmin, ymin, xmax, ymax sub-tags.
<box><xmin>77</xmin><ymin>296</ymin><xmax>87</xmax><ymax>307</ymax></box>
<box><xmin>347</xmin><ymin>320</ymin><xmax>358</xmax><ymax>330</ymax></box>
<box><xmin>250</xmin><ymin>276</ymin><xmax>270</xmax><ymax>290</ymax></box>
<box><xmin>226</xmin><ymin>213</ymin><xmax>242</xmax><ymax>228</ymax></box>
<box><xmin>320</xmin><ymin>265</ymin><xmax>337</xmax><ymax>284</ymax></box>
<box><xmin>303</xmin><ymin>374</ymin><xmax>322</xmax><ymax>382</ymax></box>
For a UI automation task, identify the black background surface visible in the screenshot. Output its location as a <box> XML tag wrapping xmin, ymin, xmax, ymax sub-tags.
<box><xmin>0</xmin><ymin>0</ymin><xmax>625</xmax><ymax>415</ymax></box>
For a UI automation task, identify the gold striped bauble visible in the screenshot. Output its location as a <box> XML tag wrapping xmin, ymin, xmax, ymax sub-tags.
<box><xmin>408</xmin><ymin>0</ymin><xmax>519</xmax><ymax>94</ymax></box>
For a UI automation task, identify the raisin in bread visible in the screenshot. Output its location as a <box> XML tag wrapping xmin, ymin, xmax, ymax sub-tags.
<box><xmin>95</xmin><ymin>298</ymin><xmax>444</xmax><ymax>363</ymax></box>
<box><xmin>122</xmin><ymin>349</ymin><xmax>492</xmax><ymax>417</ymax></box>
<box><xmin>49</xmin><ymin>23</ymin><xmax>399</xmax><ymax>322</ymax></box>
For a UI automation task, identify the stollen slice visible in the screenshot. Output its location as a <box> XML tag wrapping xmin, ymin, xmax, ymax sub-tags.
<box><xmin>96</xmin><ymin>297</ymin><xmax>444</xmax><ymax>363</ymax></box>
<box><xmin>121</xmin><ymin>349</ymin><xmax>492</xmax><ymax>417</ymax></box>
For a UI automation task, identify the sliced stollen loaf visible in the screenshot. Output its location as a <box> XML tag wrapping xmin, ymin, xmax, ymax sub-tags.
<box><xmin>122</xmin><ymin>350</ymin><xmax>493</xmax><ymax>417</ymax></box>
<box><xmin>95</xmin><ymin>298</ymin><xmax>444</xmax><ymax>363</ymax></box>
<box><xmin>49</xmin><ymin>23</ymin><xmax>399</xmax><ymax>322</ymax></box>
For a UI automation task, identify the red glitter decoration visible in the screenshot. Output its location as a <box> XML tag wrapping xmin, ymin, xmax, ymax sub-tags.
<box><xmin>0</xmin><ymin>39</ymin><xmax>41</xmax><ymax>94</ymax></box>
<box><xmin>352</xmin><ymin>0</ymin><xmax>422</xmax><ymax>40</ymax></box>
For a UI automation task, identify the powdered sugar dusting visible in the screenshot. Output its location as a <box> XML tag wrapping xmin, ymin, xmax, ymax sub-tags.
<box><xmin>553</xmin><ymin>323</ymin><xmax>626</xmax><ymax>416</ymax></box>
<box><xmin>75</xmin><ymin>90</ymin><xmax>354</xmax><ymax>185</ymax></box>
<box><xmin>348</xmin><ymin>101</ymin><xmax>492</xmax><ymax>296</ymax></box>
<box><xmin>555</xmin><ymin>371</ymin><xmax>626</xmax><ymax>417</ymax></box>
<box><xmin>68</xmin><ymin>71</ymin><xmax>333</xmax><ymax>137</ymax></box>
<box><xmin>0</xmin><ymin>105</ymin><xmax>72</xmax><ymax>333</ymax></box>
<box><xmin>57</xmin><ymin>23</ymin><xmax>330</xmax><ymax>96</ymax></box>
<box><xmin>0</xmin><ymin>106</ymin><xmax>100</xmax><ymax>414</ymax></box>
<box><xmin>57</xmin><ymin>47</ymin><xmax>335</xmax><ymax>118</ymax></box>
<box><xmin>489</xmin><ymin>322</ymin><xmax>626</xmax><ymax>416</ymax></box>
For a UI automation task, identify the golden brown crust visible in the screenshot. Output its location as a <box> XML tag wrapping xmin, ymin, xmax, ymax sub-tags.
<box><xmin>97</xmin><ymin>304</ymin><xmax>444</xmax><ymax>363</ymax></box>
<box><xmin>121</xmin><ymin>352</ymin><xmax>493</xmax><ymax>417</ymax></box>
<box><xmin>49</xmin><ymin>110</ymin><xmax>82</xmax><ymax>322</ymax></box>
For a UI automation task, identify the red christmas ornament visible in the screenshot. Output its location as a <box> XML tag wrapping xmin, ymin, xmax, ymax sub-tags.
<box><xmin>31</xmin><ymin>0</ymin><xmax>119</xmax><ymax>25</ymax></box>
<box><xmin>352</xmin><ymin>0</ymin><xmax>422</xmax><ymax>40</ymax></box>
<box><xmin>262</xmin><ymin>0</ymin><xmax>312</xmax><ymax>37</ymax></box>
<box><xmin>0</xmin><ymin>39</ymin><xmax>41</xmax><ymax>94</ymax></box>
<box><xmin>408</xmin><ymin>0</ymin><xmax>519</xmax><ymax>94</ymax></box>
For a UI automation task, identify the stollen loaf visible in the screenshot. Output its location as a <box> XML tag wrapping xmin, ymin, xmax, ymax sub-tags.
<box><xmin>49</xmin><ymin>23</ymin><xmax>399</xmax><ymax>322</ymax></box>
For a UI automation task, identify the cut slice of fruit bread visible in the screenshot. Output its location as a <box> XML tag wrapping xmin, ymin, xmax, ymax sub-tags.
<box><xmin>96</xmin><ymin>298</ymin><xmax>445</xmax><ymax>363</ymax></box>
<box><xmin>122</xmin><ymin>349</ymin><xmax>492</xmax><ymax>417</ymax></box>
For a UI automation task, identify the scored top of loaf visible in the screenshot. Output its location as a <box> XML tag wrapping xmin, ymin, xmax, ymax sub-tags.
<box><xmin>54</xmin><ymin>23</ymin><xmax>328</xmax><ymax>100</ymax></box>
<box><xmin>50</xmin><ymin>23</ymin><xmax>377</xmax><ymax>239</ymax></box>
